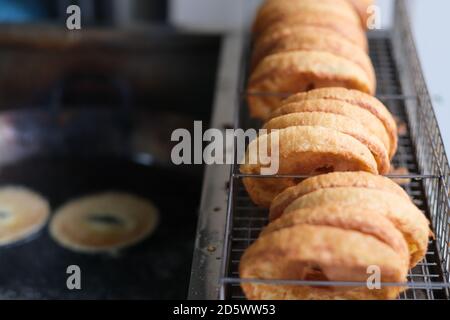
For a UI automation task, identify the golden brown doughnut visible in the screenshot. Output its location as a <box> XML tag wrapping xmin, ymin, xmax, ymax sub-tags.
<box><xmin>261</xmin><ymin>204</ymin><xmax>410</xmax><ymax>267</ymax></box>
<box><xmin>269</xmin><ymin>99</ymin><xmax>391</xmax><ymax>159</ymax></box>
<box><xmin>347</xmin><ymin>0</ymin><xmax>375</xmax><ymax>27</ymax></box>
<box><xmin>282</xmin><ymin>88</ymin><xmax>398</xmax><ymax>158</ymax></box>
<box><xmin>263</xmin><ymin>112</ymin><xmax>389</xmax><ymax>174</ymax></box>
<box><xmin>284</xmin><ymin>187</ymin><xmax>431</xmax><ymax>267</ymax></box>
<box><xmin>270</xmin><ymin>171</ymin><xmax>410</xmax><ymax>221</ymax></box>
<box><xmin>50</xmin><ymin>192</ymin><xmax>159</xmax><ymax>253</ymax></box>
<box><xmin>253</xmin><ymin>0</ymin><xmax>362</xmax><ymax>35</ymax></box>
<box><xmin>0</xmin><ymin>186</ymin><xmax>50</xmax><ymax>246</ymax></box>
<box><xmin>247</xmin><ymin>52</ymin><xmax>375</xmax><ymax>120</ymax></box>
<box><xmin>260</xmin><ymin>12</ymin><xmax>369</xmax><ymax>53</ymax></box>
<box><xmin>240</xmin><ymin>224</ymin><xmax>408</xmax><ymax>300</ymax></box>
<box><xmin>259</xmin><ymin>13</ymin><xmax>368</xmax><ymax>51</ymax></box>
<box><xmin>240</xmin><ymin>126</ymin><xmax>378</xmax><ymax>208</ymax></box>
<box><xmin>251</xmin><ymin>25</ymin><xmax>375</xmax><ymax>87</ymax></box>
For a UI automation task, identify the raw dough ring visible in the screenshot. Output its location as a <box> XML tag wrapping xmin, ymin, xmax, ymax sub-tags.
<box><xmin>240</xmin><ymin>126</ymin><xmax>378</xmax><ymax>208</ymax></box>
<box><xmin>240</xmin><ymin>224</ymin><xmax>408</xmax><ymax>300</ymax></box>
<box><xmin>283</xmin><ymin>88</ymin><xmax>398</xmax><ymax>158</ymax></box>
<box><xmin>50</xmin><ymin>192</ymin><xmax>159</xmax><ymax>253</ymax></box>
<box><xmin>263</xmin><ymin>112</ymin><xmax>390</xmax><ymax>174</ymax></box>
<box><xmin>0</xmin><ymin>186</ymin><xmax>50</xmax><ymax>246</ymax></box>
<box><xmin>251</xmin><ymin>25</ymin><xmax>375</xmax><ymax>87</ymax></box>
<box><xmin>284</xmin><ymin>187</ymin><xmax>431</xmax><ymax>267</ymax></box>
<box><xmin>247</xmin><ymin>51</ymin><xmax>374</xmax><ymax>120</ymax></box>
<box><xmin>270</xmin><ymin>171</ymin><xmax>410</xmax><ymax>221</ymax></box>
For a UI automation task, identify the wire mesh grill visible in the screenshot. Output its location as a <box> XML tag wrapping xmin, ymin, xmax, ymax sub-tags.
<box><xmin>219</xmin><ymin>26</ymin><xmax>450</xmax><ymax>300</ymax></box>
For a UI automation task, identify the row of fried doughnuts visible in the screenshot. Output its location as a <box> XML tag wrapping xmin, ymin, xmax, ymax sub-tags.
<box><xmin>247</xmin><ymin>0</ymin><xmax>377</xmax><ymax>120</ymax></box>
<box><xmin>239</xmin><ymin>172</ymin><xmax>431</xmax><ymax>300</ymax></box>
<box><xmin>238</xmin><ymin>0</ymin><xmax>431</xmax><ymax>300</ymax></box>
<box><xmin>241</xmin><ymin>88</ymin><xmax>397</xmax><ymax>207</ymax></box>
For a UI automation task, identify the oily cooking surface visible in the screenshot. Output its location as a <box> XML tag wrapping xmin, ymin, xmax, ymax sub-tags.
<box><xmin>0</xmin><ymin>157</ymin><xmax>201</xmax><ymax>299</ymax></box>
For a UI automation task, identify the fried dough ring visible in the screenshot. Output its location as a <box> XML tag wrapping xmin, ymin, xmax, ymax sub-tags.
<box><xmin>282</xmin><ymin>88</ymin><xmax>398</xmax><ymax>158</ymax></box>
<box><xmin>247</xmin><ymin>52</ymin><xmax>375</xmax><ymax>120</ymax></box>
<box><xmin>262</xmin><ymin>204</ymin><xmax>409</xmax><ymax>267</ymax></box>
<box><xmin>263</xmin><ymin>112</ymin><xmax>389</xmax><ymax>175</ymax></box>
<box><xmin>255</xmin><ymin>12</ymin><xmax>369</xmax><ymax>53</ymax></box>
<box><xmin>50</xmin><ymin>192</ymin><xmax>159</xmax><ymax>253</ymax></box>
<box><xmin>253</xmin><ymin>0</ymin><xmax>362</xmax><ymax>35</ymax></box>
<box><xmin>259</xmin><ymin>13</ymin><xmax>368</xmax><ymax>51</ymax></box>
<box><xmin>347</xmin><ymin>0</ymin><xmax>375</xmax><ymax>27</ymax></box>
<box><xmin>284</xmin><ymin>187</ymin><xmax>431</xmax><ymax>267</ymax></box>
<box><xmin>0</xmin><ymin>186</ymin><xmax>50</xmax><ymax>246</ymax></box>
<box><xmin>251</xmin><ymin>25</ymin><xmax>375</xmax><ymax>87</ymax></box>
<box><xmin>240</xmin><ymin>126</ymin><xmax>378</xmax><ymax>208</ymax></box>
<box><xmin>269</xmin><ymin>99</ymin><xmax>391</xmax><ymax>158</ymax></box>
<box><xmin>240</xmin><ymin>224</ymin><xmax>408</xmax><ymax>300</ymax></box>
<box><xmin>270</xmin><ymin>171</ymin><xmax>410</xmax><ymax>221</ymax></box>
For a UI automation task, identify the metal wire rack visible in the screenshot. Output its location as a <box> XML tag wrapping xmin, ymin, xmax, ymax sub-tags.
<box><xmin>218</xmin><ymin>0</ymin><xmax>450</xmax><ymax>300</ymax></box>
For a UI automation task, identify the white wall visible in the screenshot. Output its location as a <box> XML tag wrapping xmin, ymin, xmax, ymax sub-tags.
<box><xmin>409</xmin><ymin>0</ymin><xmax>450</xmax><ymax>154</ymax></box>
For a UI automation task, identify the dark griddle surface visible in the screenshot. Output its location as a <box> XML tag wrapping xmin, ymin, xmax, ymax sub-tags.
<box><xmin>0</xmin><ymin>157</ymin><xmax>201</xmax><ymax>299</ymax></box>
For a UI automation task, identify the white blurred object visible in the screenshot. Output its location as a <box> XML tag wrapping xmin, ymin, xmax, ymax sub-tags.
<box><xmin>169</xmin><ymin>0</ymin><xmax>261</xmax><ymax>32</ymax></box>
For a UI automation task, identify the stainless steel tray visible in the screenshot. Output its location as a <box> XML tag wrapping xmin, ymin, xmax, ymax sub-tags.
<box><xmin>189</xmin><ymin>0</ymin><xmax>450</xmax><ymax>300</ymax></box>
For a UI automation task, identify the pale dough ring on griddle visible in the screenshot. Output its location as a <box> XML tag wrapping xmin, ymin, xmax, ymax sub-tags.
<box><xmin>253</xmin><ymin>0</ymin><xmax>362</xmax><ymax>35</ymax></box>
<box><xmin>239</xmin><ymin>224</ymin><xmax>408</xmax><ymax>300</ymax></box>
<box><xmin>247</xmin><ymin>51</ymin><xmax>375</xmax><ymax>121</ymax></box>
<box><xmin>284</xmin><ymin>187</ymin><xmax>431</xmax><ymax>267</ymax></box>
<box><xmin>251</xmin><ymin>25</ymin><xmax>375</xmax><ymax>87</ymax></box>
<box><xmin>261</xmin><ymin>204</ymin><xmax>410</xmax><ymax>268</ymax></box>
<box><xmin>50</xmin><ymin>192</ymin><xmax>159</xmax><ymax>253</ymax></box>
<box><xmin>263</xmin><ymin>112</ymin><xmax>390</xmax><ymax>175</ymax></box>
<box><xmin>269</xmin><ymin>99</ymin><xmax>391</xmax><ymax>159</ymax></box>
<box><xmin>0</xmin><ymin>186</ymin><xmax>50</xmax><ymax>246</ymax></box>
<box><xmin>269</xmin><ymin>171</ymin><xmax>410</xmax><ymax>221</ymax></box>
<box><xmin>282</xmin><ymin>88</ymin><xmax>398</xmax><ymax>158</ymax></box>
<box><xmin>240</xmin><ymin>126</ymin><xmax>378</xmax><ymax>208</ymax></box>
